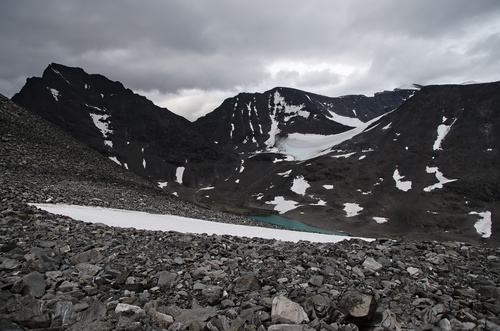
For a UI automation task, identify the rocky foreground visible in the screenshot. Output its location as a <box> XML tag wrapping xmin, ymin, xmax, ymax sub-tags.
<box><xmin>1</xmin><ymin>196</ymin><xmax>500</xmax><ymax>330</ymax></box>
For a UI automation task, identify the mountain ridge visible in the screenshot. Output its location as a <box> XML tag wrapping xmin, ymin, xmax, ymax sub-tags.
<box><xmin>193</xmin><ymin>86</ymin><xmax>416</xmax><ymax>153</ymax></box>
<box><xmin>10</xmin><ymin>63</ymin><xmax>499</xmax><ymax>244</ymax></box>
<box><xmin>12</xmin><ymin>63</ymin><xmax>237</xmax><ymax>188</ymax></box>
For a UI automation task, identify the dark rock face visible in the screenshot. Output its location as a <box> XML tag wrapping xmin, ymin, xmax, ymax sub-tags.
<box><xmin>12</xmin><ymin>63</ymin><xmax>236</xmax><ymax>187</ymax></box>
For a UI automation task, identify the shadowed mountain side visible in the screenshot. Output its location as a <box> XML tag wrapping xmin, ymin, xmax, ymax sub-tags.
<box><xmin>197</xmin><ymin>83</ymin><xmax>500</xmax><ymax>245</ymax></box>
<box><xmin>0</xmin><ymin>93</ymin><xmax>278</xmax><ymax>227</ymax></box>
<box><xmin>12</xmin><ymin>63</ymin><xmax>237</xmax><ymax>187</ymax></box>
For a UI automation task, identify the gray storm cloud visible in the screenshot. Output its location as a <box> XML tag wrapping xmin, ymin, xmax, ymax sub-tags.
<box><xmin>1</xmin><ymin>0</ymin><xmax>499</xmax><ymax>120</ymax></box>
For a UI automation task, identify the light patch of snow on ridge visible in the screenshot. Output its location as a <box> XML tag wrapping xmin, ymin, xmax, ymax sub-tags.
<box><xmin>278</xmin><ymin>170</ymin><xmax>292</xmax><ymax>177</ymax></box>
<box><xmin>274</xmin><ymin>91</ymin><xmax>308</xmax><ymax>120</ymax></box>
<box><xmin>327</xmin><ymin>111</ymin><xmax>364</xmax><ymax>127</ymax></box>
<box><xmin>311</xmin><ymin>199</ymin><xmax>327</xmax><ymax>206</ymax></box>
<box><xmin>344</xmin><ymin>203</ymin><xmax>363</xmax><ymax>217</ymax></box>
<box><xmin>49</xmin><ymin>88</ymin><xmax>60</xmax><ymax>101</ymax></box>
<box><xmin>433</xmin><ymin>117</ymin><xmax>457</xmax><ymax>151</ymax></box>
<box><xmin>382</xmin><ymin>122</ymin><xmax>392</xmax><ymax>130</ymax></box>
<box><xmin>51</xmin><ymin>68</ymin><xmax>71</xmax><ymax>84</ymax></box>
<box><xmin>276</xmin><ymin>113</ymin><xmax>387</xmax><ymax>161</ymax></box>
<box><xmin>175</xmin><ymin>167</ymin><xmax>185</xmax><ymax>184</ymax></box>
<box><xmin>331</xmin><ymin>152</ymin><xmax>356</xmax><ymax>159</ymax></box>
<box><xmin>247</xmin><ymin>103</ymin><xmax>256</xmax><ymax>138</ymax></box>
<box><xmin>89</xmin><ymin>113</ymin><xmax>112</xmax><ymax>138</ymax></box>
<box><xmin>460</xmin><ymin>81</ymin><xmax>481</xmax><ymax>85</ymax></box>
<box><xmin>264</xmin><ymin>113</ymin><xmax>280</xmax><ymax>150</ymax></box>
<box><xmin>85</xmin><ymin>104</ymin><xmax>105</xmax><ymax>112</ymax></box>
<box><xmin>323</xmin><ymin>185</ymin><xmax>334</xmax><ymax>190</ymax></box>
<box><xmin>423</xmin><ymin>166</ymin><xmax>457</xmax><ymax>192</ymax></box>
<box><xmin>158</xmin><ymin>182</ymin><xmax>168</xmax><ymax>188</ymax></box>
<box><xmin>266</xmin><ymin>196</ymin><xmax>300</xmax><ymax>214</ymax></box>
<box><xmin>273</xmin><ymin>155</ymin><xmax>295</xmax><ymax>163</ymax></box>
<box><xmin>32</xmin><ymin>204</ymin><xmax>370</xmax><ymax>243</ymax></box>
<box><xmin>373</xmin><ymin>217</ymin><xmax>388</xmax><ymax>224</ymax></box>
<box><xmin>239</xmin><ymin>160</ymin><xmax>245</xmax><ymax>173</ymax></box>
<box><xmin>470</xmin><ymin>211</ymin><xmax>492</xmax><ymax>238</ymax></box>
<box><xmin>396</xmin><ymin>84</ymin><xmax>421</xmax><ymax>91</ymax></box>
<box><xmin>291</xmin><ymin>176</ymin><xmax>310</xmax><ymax>195</ymax></box>
<box><xmin>230</xmin><ymin>123</ymin><xmax>235</xmax><ymax>139</ymax></box>
<box><xmin>109</xmin><ymin>156</ymin><xmax>120</xmax><ymax>165</ymax></box>
<box><xmin>142</xmin><ymin>159</ymin><xmax>146</xmax><ymax>169</ymax></box>
<box><xmin>393</xmin><ymin>169</ymin><xmax>412</xmax><ymax>192</ymax></box>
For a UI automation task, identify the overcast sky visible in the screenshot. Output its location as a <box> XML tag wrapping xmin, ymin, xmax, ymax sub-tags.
<box><xmin>1</xmin><ymin>1</ymin><xmax>499</xmax><ymax>121</ymax></box>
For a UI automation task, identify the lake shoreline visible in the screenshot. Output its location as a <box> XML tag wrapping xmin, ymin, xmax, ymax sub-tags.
<box><xmin>245</xmin><ymin>214</ymin><xmax>348</xmax><ymax>236</ymax></box>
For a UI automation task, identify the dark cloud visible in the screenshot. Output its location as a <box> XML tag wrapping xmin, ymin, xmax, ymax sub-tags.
<box><xmin>1</xmin><ymin>0</ymin><xmax>499</xmax><ymax>120</ymax></box>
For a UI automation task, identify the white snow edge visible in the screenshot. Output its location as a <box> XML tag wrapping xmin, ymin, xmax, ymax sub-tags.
<box><xmin>32</xmin><ymin>204</ymin><xmax>372</xmax><ymax>243</ymax></box>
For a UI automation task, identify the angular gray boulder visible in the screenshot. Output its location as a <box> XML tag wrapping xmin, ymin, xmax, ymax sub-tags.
<box><xmin>271</xmin><ymin>295</ymin><xmax>310</xmax><ymax>324</ymax></box>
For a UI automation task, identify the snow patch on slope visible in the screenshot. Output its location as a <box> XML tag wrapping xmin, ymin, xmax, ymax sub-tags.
<box><xmin>89</xmin><ymin>113</ymin><xmax>112</xmax><ymax>137</ymax></box>
<box><xmin>266</xmin><ymin>196</ymin><xmax>300</xmax><ymax>214</ymax></box>
<box><xmin>344</xmin><ymin>203</ymin><xmax>363</xmax><ymax>217</ymax></box>
<box><xmin>33</xmin><ymin>204</ymin><xmax>369</xmax><ymax>243</ymax></box>
<box><xmin>175</xmin><ymin>167</ymin><xmax>185</xmax><ymax>184</ymax></box>
<box><xmin>470</xmin><ymin>211</ymin><xmax>492</xmax><ymax>238</ymax></box>
<box><xmin>275</xmin><ymin>113</ymin><xmax>386</xmax><ymax>161</ymax></box>
<box><xmin>373</xmin><ymin>217</ymin><xmax>388</xmax><ymax>224</ymax></box>
<box><xmin>291</xmin><ymin>176</ymin><xmax>310</xmax><ymax>195</ymax></box>
<box><xmin>423</xmin><ymin>166</ymin><xmax>457</xmax><ymax>192</ymax></box>
<box><xmin>278</xmin><ymin>170</ymin><xmax>292</xmax><ymax>177</ymax></box>
<box><xmin>326</xmin><ymin>111</ymin><xmax>364</xmax><ymax>127</ymax></box>
<box><xmin>393</xmin><ymin>169</ymin><xmax>412</xmax><ymax>192</ymax></box>
<box><xmin>51</xmin><ymin>67</ymin><xmax>71</xmax><ymax>84</ymax></box>
<box><xmin>433</xmin><ymin>117</ymin><xmax>456</xmax><ymax>150</ymax></box>
<box><xmin>48</xmin><ymin>88</ymin><xmax>60</xmax><ymax>101</ymax></box>
<box><xmin>109</xmin><ymin>156</ymin><xmax>120</xmax><ymax>165</ymax></box>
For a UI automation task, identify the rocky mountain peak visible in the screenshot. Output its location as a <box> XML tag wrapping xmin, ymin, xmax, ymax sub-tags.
<box><xmin>193</xmin><ymin>86</ymin><xmax>416</xmax><ymax>153</ymax></box>
<box><xmin>12</xmin><ymin>63</ymin><xmax>236</xmax><ymax>189</ymax></box>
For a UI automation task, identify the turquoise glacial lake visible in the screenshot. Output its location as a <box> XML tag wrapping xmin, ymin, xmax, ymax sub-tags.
<box><xmin>246</xmin><ymin>214</ymin><xmax>346</xmax><ymax>236</ymax></box>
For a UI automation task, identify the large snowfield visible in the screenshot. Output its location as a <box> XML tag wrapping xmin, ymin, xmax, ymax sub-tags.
<box><xmin>33</xmin><ymin>204</ymin><xmax>371</xmax><ymax>243</ymax></box>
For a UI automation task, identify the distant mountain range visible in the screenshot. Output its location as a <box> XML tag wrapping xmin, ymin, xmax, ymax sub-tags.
<box><xmin>193</xmin><ymin>86</ymin><xmax>416</xmax><ymax>153</ymax></box>
<box><xmin>11</xmin><ymin>63</ymin><xmax>499</xmax><ymax>244</ymax></box>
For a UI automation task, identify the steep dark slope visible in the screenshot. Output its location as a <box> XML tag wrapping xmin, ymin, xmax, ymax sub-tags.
<box><xmin>0</xmin><ymin>92</ymin><xmax>267</xmax><ymax>226</ymax></box>
<box><xmin>193</xmin><ymin>87</ymin><xmax>415</xmax><ymax>153</ymax></box>
<box><xmin>1</xmin><ymin>93</ymin><xmax>149</xmax><ymax>189</ymax></box>
<box><xmin>12</xmin><ymin>63</ymin><xmax>236</xmax><ymax>188</ymax></box>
